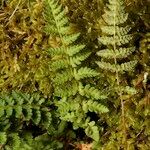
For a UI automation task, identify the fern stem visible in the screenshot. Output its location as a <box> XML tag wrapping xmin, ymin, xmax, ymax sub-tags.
<box><xmin>113</xmin><ymin>2</ymin><xmax>127</xmax><ymax>149</ymax></box>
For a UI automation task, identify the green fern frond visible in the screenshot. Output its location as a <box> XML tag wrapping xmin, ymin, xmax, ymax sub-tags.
<box><xmin>84</xmin><ymin>121</ymin><xmax>99</xmax><ymax>142</ymax></box>
<box><xmin>79</xmin><ymin>83</ymin><xmax>107</xmax><ymax>100</ymax></box>
<box><xmin>54</xmin><ymin>81</ymin><xmax>78</xmax><ymax>97</ymax></box>
<box><xmin>66</xmin><ymin>45</ymin><xmax>86</xmax><ymax>56</ymax></box>
<box><xmin>96</xmin><ymin>1</ymin><xmax>138</xmax><ymax>147</ymax></box>
<box><xmin>56</xmin><ymin>98</ymin><xmax>80</xmax><ymax>122</ymax></box>
<box><xmin>74</xmin><ymin>67</ymin><xmax>99</xmax><ymax>80</ymax></box>
<box><xmin>56</xmin><ymin>99</ymin><xmax>102</xmax><ymax>142</ymax></box>
<box><xmin>96</xmin><ymin>61</ymin><xmax>137</xmax><ymax>73</ymax></box>
<box><xmin>69</xmin><ymin>52</ymin><xmax>91</xmax><ymax>67</ymax></box>
<box><xmin>103</xmin><ymin>0</ymin><xmax>128</xmax><ymax>25</ymax></box>
<box><xmin>0</xmin><ymin>91</ymin><xmax>52</xmax><ymax>129</ymax></box>
<box><xmin>44</xmin><ymin>0</ymin><xmax>69</xmax><ymax>35</ymax></box>
<box><xmin>0</xmin><ymin>132</ymin><xmax>7</xmax><ymax>145</ymax></box>
<box><xmin>99</xmin><ymin>35</ymin><xmax>133</xmax><ymax>46</ymax></box>
<box><xmin>82</xmin><ymin>100</ymin><xmax>109</xmax><ymax>114</ymax></box>
<box><xmin>47</xmin><ymin>47</ymin><xmax>64</xmax><ymax>56</ymax></box>
<box><xmin>101</xmin><ymin>26</ymin><xmax>131</xmax><ymax>36</ymax></box>
<box><xmin>44</xmin><ymin>0</ymin><xmax>108</xmax><ymax>143</ymax></box>
<box><xmin>53</xmin><ymin>70</ymin><xmax>73</xmax><ymax>85</ymax></box>
<box><xmin>0</xmin><ymin>132</ymin><xmax>21</xmax><ymax>150</ymax></box>
<box><xmin>62</xmin><ymin>33</ymin><xmax>80</xmax><ymax>45</ymax></box>
<box><xmin>96</xmin><ymin>0</ymin><xmax>137</xmax><ymax>74</ymax></box>
<box><xmin>51</xmin><ymin>59</ymin><xmax>69</xmax><ymax>70</ymax></box>
<box><xmin>97</xmin><ymin>47</ymin><xmax>135</xmax><ymax>59</ymax></box>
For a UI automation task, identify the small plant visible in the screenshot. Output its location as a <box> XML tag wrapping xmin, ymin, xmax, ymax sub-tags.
<box><xmin>96</xmin><ymin>0</ymin><xmax>137</xmax><ymax>148</ymax></box>
<box><xmin>44</xmin><ymin>0</ymin><xmax>108</xmax><ymax>145</ymax></box>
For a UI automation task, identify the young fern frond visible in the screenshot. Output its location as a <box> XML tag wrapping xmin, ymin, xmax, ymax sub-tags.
<box><xmin>44</xmin><ymin>0</ymin><xmax>108</xmax><ymax>142</ymax></box>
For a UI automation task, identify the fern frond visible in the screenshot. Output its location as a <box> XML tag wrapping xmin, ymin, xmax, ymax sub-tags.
<box><xmin>44</xmin><ymin>0</ymin><xmax>108</xmax><ymax>143</ymax></box>
<box><xmin>44</xmin><ymin>0</ymin><xmax>59</xmax><ymax>35</ymax></box>
<box><xmin>103</xmin><ymin>0</ymin><xmax>128</xmax><ymax>25</ymax></box>
<box><xmin>97</xmin><ymin>47</ymin><xmax>135</xmax><ymax>59</ymax></box>
<box><xmin>74</xmin><ymin>67</ymin><xmax>99</xmax><ymax>80</ymax></box>
<box><xmin>44</xmin><ymin>0</ymin><xmax>70</xmax><ymax>35</ymax></box>
<box><xmin>51</xmin><ymin>59</ymin><xmax>69</xmax><ymax>70</ymax></box>
<box><xmin>99</xmin><ymin>34</ymin><xmax>133</xmax><ymax>46</ymax></box>
<box><xmin>0</xmin><ymin>91</ymin><xmax>52</xmax><ymax>129</ymax></box>
<box><xmin>62</xmin><ymin>33</ymin><xmax>80</xmax><ymax>45</ymax></box>
<box><xmin>56</xmin><ymin>99</ymin><xmax>101</xmax><ymax>142</ymax></box>
<box><xmin>47</xmin><ymin>47</ymin><xmax>64</xmax><ymax>56</ymax></box>
<box><xmin>96</xmin><ymin>0</ymin><xmax>137</xmax><ymax>74</ymax></box>
<box><xmin>96</xmin><ymin>61</ymin><xmax>137</xmax><ymax>73</ymax></box>
<box><xmin>70</xmin><ymin>52</ymin><xmax>91</xmax><ymax>67</ymax></box>
<box><xmin>82</xmin><ymin>100</ymin><xmax>109</xmax><ymax>114</ymax></box>
<box><xmin>84</xmin><ymin>121</ymin><xmax>99</xmax><ymax>142</ymax></box>
<box><xmin>0</xmin><ymin>132</ymin><xmax>21</xmax><ymax>150</ymax></box>
<box><xmin>101</xmin><ymin>26</ymin><xmax>131</xmax><ymax>36</ymax></box>
<box><xmin>96</xmin><ymin>1</ymin><xmax>138</xmax><ymax>147</ymax></box>
<box><xmin>0</xmin><ymin>132</ymin><xmax>7</xmax><ymax>145</ymax></box>
<box><xmin>54</xmin><ymin>81</ymin><xmax>78</xmax><ymax>97</ymax></box>
<box><xmin>66</xmin><ymin>45</ymin><xmax>86</xmax><ymax>56</ymax></box>
<box><xmin>79</xmin><ymin>83</ymin><xmax>107</xmax><ymax>100</ymax></box>
<box><xmin>53</xmin><ymin>70</ymin><xmax>73</xmax><ymax>85</ymax></box>
<box><xmin>56</xmin><ymin>98</ymin><xmax>80</xmax><ymax>122</ymax></box>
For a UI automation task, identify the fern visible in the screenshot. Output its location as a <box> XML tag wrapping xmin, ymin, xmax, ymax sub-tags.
<box><xmin>0</xmin><ymin>91</ymin><xmax>51</xmax><ymax>129</ymax></box>
<box><xmin>96</xmin><ymin>0</ymin><xmax>137</xmax><ymax>94</ymax></box>
<box><xmin>96</xmin><ymin>0</ymin><xmax>137</xmax><ymax>148</ymax></box>
<box><xmin>96</xmin><ymin>0</ymin><xmax>137</xmax><ymax>75</ymax></box>
<box><xmin>44</xmin><ymin>0</ymin><xmax>108</xmax><ymax>142</ymax></box>
<box><xmin>55</xmin><ymin>97</ymin><xmax>108</xmax><ymax>142</ymax></box>
<box><xmin>0</xmin><ymin>131</ymin><xmax>23</xmax><ymax>150</ymax></box>
<box><xmin>78</xmin><ymin>82</ymin><xmax>107</xmax><ymax>100</ymax></box>
<box><xmin>0</xmin><ymin>132</ymin><xmax>7</xmax><ymax>146</ymax></box>
<box><xmin>0</xmin><ymin>91</ymin><xmax>66</xmax><ymax>149</ymax></box>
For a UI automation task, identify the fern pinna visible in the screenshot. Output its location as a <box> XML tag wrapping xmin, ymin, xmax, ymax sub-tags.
<box><xmin>44</xmin><ymin>0</ymin><xmax>108</xmax><ymax>144</ymax></box>
<box><xmin>96</xmin><ymin>0</ymin><xmax>137</xmax><ymax>148</ymax></box>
